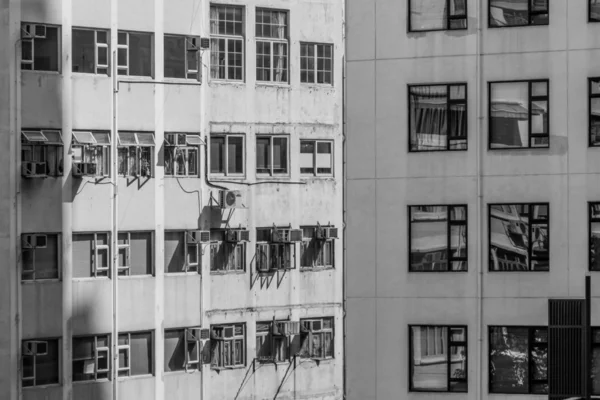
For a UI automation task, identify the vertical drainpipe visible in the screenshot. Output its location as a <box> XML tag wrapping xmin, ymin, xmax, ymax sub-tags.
<box><xmin>61</xmin><ymin>0</ymin><xmax>74</xmax><ymax>399</ymax></box>
<box><xmin>154</xmin><ymin>0</ymin><xmax>165</xmax><ymax>397</ymax></box>
<box><xmin>341</xmin><ymin>1</ymin><xmax>347</xmax><ymax>398</ymax></box>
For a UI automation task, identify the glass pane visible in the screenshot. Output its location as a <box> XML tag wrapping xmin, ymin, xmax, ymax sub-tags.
<box><xmin>272</xmin><ymin>137</ymin><xmax>287</xmax><ymax>174</ymax></box>
<box><xmin>450</xmin><ymin>327</ymin><xmax>465</xmax><ymax>342</ymax></box>
<box><xmin>489</xmin><ymin>204</ymin><xmax>530</xmax><ymax>271</ymax></box>
<box><xmin>410</xmin><ymin>206</ymin><xmax>449</xmax><ymax>271</ymax></box>
<box><xmin>592</xmin><ymin>221</ymin><xmax>600</xmax><ymax>271</ymax></box>
<box><xmin>591</xmin><ymin>98</ymin><xmax>600</xmax><ymax>146</ymax></box>
<box><xmin>118</xmin><ymin>48</ymin><xmax>128</xmax><ymax>67</ymax></box>
<box><xmin>449</xmin><ymin>345</ymin><xmax>467</xmax><ymax>383</ymax></box>
<box><xmin>592</xmin><ymin>347</ymin><xmax>600</xmax><ymax>394</ymax></box>
<box><xmin>128</xmin><ymin>33</ymin><xmax>152</xmax><ymax>77</ymax></box>
<box><xmin>490</xmin><ymin>82</ymin><xmax>529</xmax><ymax>149</ymax></box>
<box><xmin>531</xmin><ymin>101</ymin><xmax>548</xmax><ymax>134</ymax></box>
<box><xmin>490</xmin><ymin>0</ymin><xmax>530</xmax><ymax>27</ymax></box>
<box><xmin>35</xmin><ymin>235</ymin><xmax>59</xmax><ymax>279</ymax></box>
<box><xmin>228</xmin><ymin>136</ymin><xmax>244</xmax><ymax>174</ymax></box>
<box><xmin>164</xmin><ymin>36</ymin><xmax>186</xmax><ymax>79</ymax></box>
<box><xmin>411</xmin><ymin>326</ymin><xmax>448</xmax><ymax>391</ymax></box>
<box><xmin>256</xmin><ymin>137</ymin><xmax>270</xmax><ymax>173</ymax></box>
<box><xmin>300</xmin><ymin>141</ymin><xmax>314</xmax><ymax>173</ymax></box>
<box><xmin>489</xmin><ymin>326</ymin><xmax>529</xmax><ymax>393</ymax></box>
<box><xmin>33</xmin><ymin>27</ymin><xmax>59</xmax><ymax>71</ymax></box>
<box><xmin>409</xmin><ymin>85</ymin><xmax>449</xmax><ymax>151</ymax></box>
<box><xmin>72</xmin><ymin>29</ymin><xmax>95</xmax><ymax>73</ymax></box>
<box><xmin>130</xmin><ymin>332</ymin><xmax>152</xmax><ymax>375</ymax></box>
<box><xmin>210</xmin><ymin>137</ymin><xmax>225</xmax><ymax>173</ymax></box>
<box><xmin>531</xmin><ymin>345</ymin><xmax>548</xmax><ymax>381</ymax></box>
<box><xmin>532</xmin><ymin>81</ymin><xmax>548</xmax><ymax>97</ymax></box>
<box><xmin>409</xmin><ymin>0</ymin><xmax>447</xmax><ymax>31</ymax></box>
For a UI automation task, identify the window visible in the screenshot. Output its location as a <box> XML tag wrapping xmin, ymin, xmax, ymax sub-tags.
<box><xmin>409</xmin><ymin>326</ymin><xmax>467</xmax><ymax>392</ymax></box>
<box><xmin>591</xmin><ymin>203</ymin><xmax>600</xmax><ymax>271</ymax></box>
<box><xmin>117</xmin><ymin>331</ymin><xmax>153</xmax><ymax>377</ymax></box>
<box><xmin>300</xmin><ymin>140</ymin><xmax>332</xmax><ymax>176</ymax></box>
<box><xmin>72</xmin><ymin>232</ymin><xmax>110</xmax><ymax>278</ymax></box>
<box><xmin>21</xmin><ymin>130</ymin><xmax>63</xmax><ymax>177</ymax></box>
<box><xmin>210</xmin><ymin>5</ymin><xmax>244</xmax><ymax>81</ymax></box>
<box><xmin>164</xmin><ymin>35</ymin><xmax>200</xmax><ymax>80</ymax></box>
<box><xmin>210</xmin><ymin>134</ymin><xmax>244</xmax><ymax>175</ymax></box>
<box><xmin>409</xmin><ymin>84</ymin><xmax>467</xmax><ymax>151</ymax></box>
<box><xmin>72</xmin><ymin>131</ymin><xmax>110</xmax><ymax>177</ymax></box>
<box><xmin>489</xmin><ymin>326</ymin><xmax>547</xmax><ymax>394</ymax></box>
<box><xmin>300</xmin><ymin>43</ymin><xmax>333</xmax><ymax>85</ymax></box>
<box><xmin>489</xmin><ymin>0</ymin><xmax>548</xmax><ymax>27</ymax></box>
<box><xmin>164</xmin><ymin>133</ymin><xmax>201</xmax><ymax>177</ymax></box>
<box><xmin>489</xmin><ymin>80</ymin><xmax>549</xmax><ymax>149</ymax></box>
<box><xmin>489</xmin><ymin>203</ymin><xmax>549</xmax><ymax>271</ymax></box>
<box><xmin>298</xmin><ymin>317</ymin><xmax>334</xmax><ymax>359</ymax></box>
<box><xmin>210</xmin><ymin>230</ymin><xmax>245</xmax><ymax>272</ymax></box>
<box><xmin>21</xmin><ymin>233</ymin><xmax>60</xmax><ymax>281</ymax></box>
<box><xmin>256</xmin><ymin>135</ymin><xmax>288</xmax><ymax>175</ymax></box>
<box><xmin>72</xmin><ymin>335</ymin><xmax>110</xmax><ymax>382</ymax></box>
<box><xmin>72</xmin><ymin>28</ymin><xmax>109</xmax><ymax>74</ymax></box>
<box><xmin>300</xmin><ymin>227</ymin><xmax>334</xmax><ymax>269</ymax></box>
<box><xmin>255</xmin><ymin>9</ymin><xmax>288</xmax><ymax>83</ymax></box>
<box><xmin>409</xmin><ymin>205</ymin><xmax>467</xmax><ymax>272</ymax></box>
<box><xmin>21</xmin><ymin>23</ymin><xmax>59</xmax><ymax>71</ymax></box>
<box><xmin>22</xmin><ymin>339</ymin><xmax>59</xmax><ymax>387</ymax></box>
<box><xmin>256</xmin><ymin>228</ymin><xmax>297</xmax><ymax>272</ymax></box>
<box><xmin>117</xmin><ymin>31</ymin><xmax>152</xmax><ymax>77</ymax></box>
<box><xmin>211</xmin><ymin>324</ymin><xmax>245</xmax><ymax>369</ymax></box>
<box><xmin>117</xmin><ymin>231</ymin><xmax>153</xmax><ymax>276</ymax></box>
<box><xmin>117</xmin><ymin>132</ymin><xmax>154</xmax><ymax>177</ymax></box>
<box><xmin>256</xmin><ymin>321</ymin><xmax>290</xmax><ymax>363</ymax></box>
<box><xmin>408</xmin><ymin>0</ymin><xmax>467</xmax><ymax>31</ymax></box>
<box><xmin>165</xmin><ymin>231</ymin><xmax>201</xmax><ymax>273</ymax></box>
<box><xmin>164</xmin><ymin>327</ymin><xmax>203</xmax><ymax>372</ymax></box>
<box><xmin>593</xmin><ymin>328</ymin><xmax>600</xmax><ymax>394</ymax></box>
<box><xmin>592</xmin><ymin>0</ymin><xmax>600</xmax><ymax>22</ymax></box>
<box><xmin>590</xmin><ymin>78</ymin><xmax>600</xmax><ymax>147</ymax></box>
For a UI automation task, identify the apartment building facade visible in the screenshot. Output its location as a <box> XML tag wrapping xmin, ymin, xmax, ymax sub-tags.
<box><xmin>346</xmin><ymin>0</ymin><xmax>600</xmax><ymax>399</ymax></box>
<box><xmin>0</xmin><ymin>0</ymin><xmax>344</xmax><ymax>399</ymax></box>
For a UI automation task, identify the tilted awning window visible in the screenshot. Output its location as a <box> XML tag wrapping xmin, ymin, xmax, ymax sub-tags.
<box><xmin>72</xmin><ymin>131</ymin><xmax>97</xmax><ymax>145</ymax></box>
<box><xmin>42</xmin><ymin>130</ymin><xmax>63</xmax><ymax>145</ymax></box>
<box><xmin>93</xmin><ymin>132</ymin><xmax>110</xmax><ymax>145</ymax></box>
<box><xmin>136</xmin><ymin>133</ymin><xmax>155</xmax><ymax>146</ymax></box>
<box><xmin>185</xmin><ymin>135</ymin><xmax>204</xmax><ymax>146</ymax></box>
<box><xmin>118</xmin><ymin>132</ymin><xmax>137</xmax><ymax>145</ymax></box>
<box><xmin>22</xmin><ymin>130</ymin><xmax>48</xmax><ymax>142</ymax></box>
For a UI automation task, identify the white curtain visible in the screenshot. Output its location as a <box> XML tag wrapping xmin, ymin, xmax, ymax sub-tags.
<box><xmin>273</xmin><ymin>12</ymin><xmax>286</xmax><ymax>82</ymax></box>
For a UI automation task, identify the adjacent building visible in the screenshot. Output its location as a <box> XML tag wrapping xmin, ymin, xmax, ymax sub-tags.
<box><xmin>0</xmin><ymin>0</ymin><xmax>344</xmax><ymax>399</ymax></box>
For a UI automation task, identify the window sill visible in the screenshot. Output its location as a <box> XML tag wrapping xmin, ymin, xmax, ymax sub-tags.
<box><xmin>165</xmin><ymin>272</ymin><xmax>200</xmax><ymax>276</ymax></box>
<box><xmin>209</xmin><ymin>175</ymin><xmax>247</xmax><ymax>181</ymax></box>
<box><xmin>164</xmin><ymin>369</ymin><xmax>199</xmax><ymax>375</ymax></box>
<box><xmin>23</xmin><ymin>383</ymin><xmax>61</xmax><ymax>390</ymax></box>
<box><xmin>21</xmin><ymin>69</ymin><xmax>61</xmax><ymax>76</ymax></box>
<box><xmin>22</xmin><ymin>278</ymin><xmax>61</xmax><ymax>284</ymax></box>
<box><xmin>488</xmin><ymin>23</ymin><xmax>549</xmax><ymax>29</ymax></box>
<box><xmin>73</xmin><ymin>276</ymin><xmax>111</xmax><ymax>281</ymax></box>
<box><xmin>299</xmin><ymin>357</ymin><xmax>335</xmax><ymax>364</ymax></box>
<box><xmin>257</xmin><ymin>360</ymin><xmax>291</xmax><ymax>366</ymax></box>
<box><xmin>211</xmin><ymin>365</ymin><xmax>246</xmax><ymax>371</ymax></box>
<box><xmin>301</xmin><ymin>83</ymin><xmax>334</xmax><ymax>90</ymax></box>
<box><xmin>255</xmin><ymin>174</ymin><xmax>291</xmax><ymax>180</ymax></box>
<box><xmin>118</xmin><ymin>274</ymin><xmax>154</xmax><ymax>279</ymax></box>
<box><xmin>117</xmin><ymin>373</ymin><xmax>154</xmax><ymax>381</ymax></box>
<box><xmin>255</xmin><ymin>82</ymin><xmax>291</xmax><ymax>89</ymax></box>
<box><xmin>162</xmin><ymin>78</ymin><xmax>202</xmax><ymax>85</ymax></box>
<box><xmin>210</xmin><ymin>270</ymin><xmax>246</xmax><ymax>276</ymax></box>
<box><xmin>209</xmin><ymin>80</ymin><xmax>245</xmax><ymax>87</ymax></box>
<box><xmin>165</xmin><ymin>175</ymin><xmax>201</xmax><ymax>179</ymax></box>
<box><xmin>300</xmin><ymin>266</ymin><xmax>334</xmax><ymax>272</ymax></box>
<box><xmin>73</xmin><ymin>379</ymin><xmax>110</xmax><ymax>385</ymax></box>
<box><xmin>118</xmin><ymin>76</ymin><xmax>154</xmax><ymax>82</ymax></box>
<box><xmin>73</xmin><ymin>72</ymin><xmax>110</xmax><ymax>77</ymax></box>
<box><xmin>300</xmin><ymin>175</ymin><xmax>335</xmax><ymax>180</ymax></box>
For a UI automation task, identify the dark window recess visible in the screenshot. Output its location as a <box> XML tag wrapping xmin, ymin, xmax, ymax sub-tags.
<box><xmin>72</xmin><ymin>335</ymin><xmax>110</xmax><ymax>382</ymax></box>
<box><xmin>164</xmin><ymin>133</ymin><xmax>201</xmax><ymax>177</ymax></box>
<box><xmin>592</xmin><ymin>0</ymin><xmax>600</xmax><ymax>22</ymax></box>
<box><xmin>210</xmin><ymin>230</ymin><xmax>245</xmax><ymax>272</ymax></box>
<box><xmin>164</xmin><ymin>231</ymin><xmax>200</xmax><ymax>273</ymax></box>
<box><xmin>300</xmin><ymin>227</ymin><xmax>334</xmax><ymax>268</ymax></box>
<box><xmin>489</xmin><ymin>80</ymin><xmax>549</xmax><ymax>149</ymax></box>
<box><xmin>22</xmin><ymin>339</ymin><xmax>60</xmax><ymax>387</ymax></box>
<box><xmin>408</xmin><ymin>0</ymin><xmax>467</xmax><ymax>31</ymax></box>
<box><xmin>409</xmin><ymin>326</ymin><xmax>467</xmax><ymax>392</ymax></box>
<box><xmin>489</xmin><ymin>203</ymin><xmax>549</xmax><ymax>271</ymax></box>
<box><xmin>210</xmin><ymin>134</ymin><xmax>244</xmax><ymax>175</ymax></box>
<box><xmin>489</xmin><ymin>0</ymin><xmax>548</xmax><ymax>27</ymax></box>
<box><xmin>489</xmin><ymin>326</ymin><xmax>548</xmax><ymax>394</ymax></box>
<box><xmin>589</xmin><ymin>78</ymin><xmax>600</xmax><ymax>147</ymax></box>
<box><xmin>72</xmin><ymin>233</ymin><xmax>110</xmax><ymax>278</ymax></box>
<box><xmin>591</xmin><ymin>203</ymin><xmax>600</xmax><ymax>271</ymax></box>
<box><xmin>300</xmin><ymin>43</ymin><xmax>333</xmax><ymax>84</ymax></box>
<box><xmin>117</xmin><ymin>132</ymin><xmax>155</xmax><ymax>177</ymax></box>
<box><xmin>593</xmin><ymin>328</ymin><xmax>600</xmax><ymax>395</ymax></box>
<box><xmin>408</xmin><ymin>84</ymin><xmax>467</xmax><ymax>151</ymax></box>
<box><xmin>21</xmin><ymin>130</ymin><xmax>64</xmax><ymax>178</ymax></box>
<box><xmin>117</xmin><ymin>31</ymin><xmax>152</xmax><ymax>77</ymax></box>
<box><xmin>256</xmin><ymin>136</ymin><xmax>288</xmax><ymax>175</ymax></box>
<box><xmin>164</xmin><ymin>327</ymin><xmax>206</xmax><ymax>372</ymax></box>
<box><xmin>300</xmin><ymin>140</ymin><xmax>333</xmax><ymax>176</ymax></box>
<box><xmin>117</xmin><ymin>231</ymin><xmax>153</xmax><ymax>276</ymax></box>
<box><xmin>256</xmin><ymin>321</ymin><xmax>290</xmax><ymax>363</ymax></box>
<box><xmin>164</xmin><ymin>35</ymin><xmax>200</xmax><ymax>80</ymax></box>
<box><xmin>21</xmin><ymin>23</ymin><xmax>60</xmax><ymax>71</ymax></box>
<box><xmin>298</xmin><ymin>317</ymin><xmax>334</xmax><ymax>359</ymax></box>
<box><xmin>117</xmin><ymin>331</ymin><xmax>153</xmax><ymax>377</ymax></box>
<box><xmin>72</xmin><ymin>29</ymin><xmax>109</xmax><ymax>74</ymax></box>
<box><xmin>21</xmin><ymin>233</ymin><xmax>60</xmax><ymax>281</ymax></box>
<box><xmin>409</xmin><ymin>205</ymin><xmax>467</xmax><ymax>272</ymax></box>
<box><xmin>211</xmin><ymin>324</ymin><xmax>245</xmax><ymax>368</ymax></box>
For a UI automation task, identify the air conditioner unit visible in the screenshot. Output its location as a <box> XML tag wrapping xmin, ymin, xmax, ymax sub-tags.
<box><xmin>225</xmin><ymin>229</ymin><xmax>250</xmax><ymax>243</ymax></box>
<box><xmin>316</xmin><ymin>227</ymin><xmax>338</xmax><ymax>240</ymax></box>
<box><xmin>200</xmin><ymin>38</ymin><xmax>210</xmax><ymax>49</ymax></box>
<box><xmin>21</xmin><ymin>24</ymin><xmax>34</xmax><ymax>39</ymax></box>
<box><xmin>186</xmin><ymin>328</ymin><xmax>200</xmax><ymax>342</ymax></box>
<box><xmin>218</xmin><ymin>190</ymin><xmax>244</xmax><ymax>209</ymax></box>
<box><xmin>23</xmin><ymin>341</ymin><xmax>48</xmax><ymax>356</ymax></box>
<box><xmin>199</xmin><ymin>329</ymin><xmax>210</xmax><ymax>340</ymax></box>
<box><xmin>271</xmin><ymin>229</ymin><xmax>302</xmax><ymax>243</ymax></box>
<box><xmin>188</xmin><ymin>230</ymin><xmax>210</xmax><ymax>244</ymax></box>
<box><xmin>21</xmin><ymin>161</ymin><xmax>47</xmax><ymax>178</ymax></box>
<box><xmin>186</xmin><ymin>37</ymin><xmax>199</xmax><ymax>51</ymax></box>
<box><xmin>21</xmin><ymin>234</ymin><xmax>46</xmax><ymax>249</ymax></box>
<box><xmin>73</xmin><ymin>162</ymin><xmax>97</xmax><ymax>177</ymax></box>
<box><xmin>223</xmin><ymin>327</ymin><xmax>234</xmax><ymax>338</ymax></box>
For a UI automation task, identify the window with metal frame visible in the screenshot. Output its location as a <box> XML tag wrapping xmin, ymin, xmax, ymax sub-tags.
<box><xmin>590</xmin><ymin>203</ymin><xmax>600</xmax><ymax>271</ymax></box>
<box><xmin>72</xmin><ymin>335</ymin><xmax>110</xmax><ymax>382</ymax></box>
<box><xmin>589</xmin><ymin>78</ymin><xmax>600</xmax><ymax>147</ymax></box>
<box><xmin>489</xmin><ymin>80</ymin><xmax>549</xmax><ymax>149</ymax></box>
<box><xmin>164</xmin><ymin>231</ymin><xmax>202</xmax><ymax>273</ymax></box>
<box><xmin>409</xmin><ymin>205</ymin><xmax>467</xmax><ymax>272</ymax></box>
<box><xmin>409</xmin><ymin>326</ymin><xmax>467</xmax><ymax>392</ymax></box>
<box><xmin>21</xmin><ymin>23</ymin><xmax>60</xmax><ymax>71</ymax></box>
<box><xmin>298</xmin><ymin>317</ymin><xmax>334</xmax><ymax>359</ymax></box>
<box><xmin>300</xmin><ymin>140</ymin><xmax>333</xmax><ymax>176</ymax></box>
<box><xmin>255</xmin><ymin>8</ymin><xmax>288</xmax><ymax>83</ymax></box>
<box><xmin>489</xmin><ymin>0</ymin><xmax>548</xmax><ymax>27</ymax></box>
<box><xmin>209</xmin><ymin>230</ymin><xmax>245</xmax><ymax>272</ymax></box>
<box><xmin>255</xmin><ymin>228</ymin><xmax>296</xmax><ymax>272</ymax></box>
<box><xmin>300</xmin><ymin>226</ymin><xmax>334</xmax><ymax>269</ymax></box>
<box><xmin>164</xmin><ymin>327</ymin><xmax>205</xmax><ymax>372</ymax></box>
<box><xmin>164</xmin><ymin>133</ymin><xmax>202</xmax><ymax>177</ymax></box>
<box><xmin>72</xmin><ymin>28</ymin><xmax>109</xmax><ymax>74</ymax></box>
<box><xmin>117</xmin><ymin>132</ymin><xmax>155</xmax><ymax>177</ymax></box>
<box><xmin>211</xmin><ymin>324</ymin><xmax>245</xmax><ymax>369</ymax></box>
<box><xmin>164</xmin><ymin>35</ymin><xmax>200</xmax><ymax>80</ymax></box>
<box><xmin>72</xmin><ymin>131</ymin><xmax>111</xmax><ymax>176</ymax></box>
<box><xmin>117</xmin><ymin>231</ymin><xmax>153</xmax><ymax>276</ymax></box>
<box><xmin>22</xmin><ymin>339</ymin><xmax>59</xmax><ymax>387</ymax></box>
<box><xmin>21</xmin><ymin>130</ymin><xmax>64</xmax><ymax>177</ymax></box>
<box><xmin>72</xmin><ymin>232</ymin><xmax>110</xmax><ymax>278</ymax></box>
<box><xmin>21</xmin><ymin>233</ymin><xmax>60</xmax><ymax>281</ymax></box>
<box><xmin>489</xmin><ymin>203</ymin><xmax>549</xmax><ymax>271</ymax></box>
<box><xmin>256</xmin><ymin>321</ymin><xmax>289</xmax><ymax>363</ymax></box>
<box><xmin>256</xmin><ymin>135</ymin><xmax>288</xmax><ymax>175</ymax></box>
<box><xmin>408</xmin><ymin>0</ymin><xmax>467</xmax><ymax>32</ymax></box>
<box><xmin>408</xmin><ymin>84</ymin><xmax>467</xmax><ymax>151</ymax></box>
<box><xmin>117</xmin><ymin>31</ymin><xmax>152</xmax><ymax>77</ymax></box>
<box><xmin>210</xmin><ymin>4</ymin><xmax>244</xmax><ymax>81</ymax></box>
<box><xmin>489</xmin><ymin>326</ymin><xmax>548</xmax><ymax>394</ymax></box>
<box><xmin>210</xmin><ymin>133</ymin><xmax>244</xmax><ymax>175</ymax></box>
<box><xmin>117</xmin><ymin>331</ymin><xmax>153</xmax><ymax>377</ymax></box>
<box><xmin>300</xmin><ymin>43</ymin><xmax>333</xmax><ymax>85</ymax></box>
<box><xmin>592</xmin><ymin>0</ymin><xmax>600</xmax><ymax>22</ymax></box>
<box><xmin>592</xmin><ymin>328</ymin><xmax>600</xmax><ymax>394</ymax></box>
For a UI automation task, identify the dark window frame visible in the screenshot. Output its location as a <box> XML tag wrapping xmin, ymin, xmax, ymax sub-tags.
<box><xmin>591</xmin><ymin>0</ymin><xmax>600</xmax><ymax>22</ymax></box>
<box><xmin>590</xmin><ymin>202</ymin><xmax>600</xmax><ymax>271</ymax></box>
<box><xmin>72</xmin><ymin>27</ymin><xmax>109</xmax><ymax>75</ymax></box>
<box><xmin>209</xmin><ymin>133</ymin><xmax>245</xmax><ymax>176</ymax></box>
<box><xmin>255</xmin><ymin>227</ymin><xmax>297</xmax><ymax>272</ymax></box>
<box><xmin>298</xmin><ymin>317</ymin><xmax>334</xmax><ymax>360</ymax></box>
<box><xmin>299</xmin><ymin>42</ymin><xmax>334</xmax><ymax>85</ymax></box>
<box><xmin>164</xmin><ymin>231</ymin><xmax>201</xmax><ymax>274</ymax></box>
<box><xmin>408</xmin><ymin>205</ymin><xmax>468</xmax><ymax>272</ymax></box>
<box><xmin>21</xmin><ymin>232</ymin><xmax>61</xmax><ymax>281</ymax></box>
<box><xmin>72</xmin><ymin>334</ymin><xmax>111</xmax><ymax>382</ymax></box>
<box><xmin>407</xmin><ymin>83</ymin><xmax>468</xmax><ymax>152</ymax></box>
<box><xmin>488</xmin><ymin>203</ymin><xmax>549</xmax><ymax>272</ymax></box>
<box><xmin>117</xmin><ymin>131</ymin><xmax>155</xmax><ymax>178</ymax></box>
<box><xmin>488</xmin><ymin>0</ymin><xmax>549</xmax><ymax>28</ymax></box>
<box><xmin>408</xmin><ymin>325</ymin><xmax>468</xmax><ymax>393</ymax></box>
<box><xmin>164</xmin><ymin>34</ymin><xmax>201</xmax><ymax>80</ymax></box>
<box><xmin>589</xmin><ymin>78</ymin><xmax>600</xmax><ymax>147</ymax></box>
<box><xmin>164</xmin><ymin>132</ymin><xmax>202</xmax><ymax>177</ymax></box>
<box><xmin>255</xmin><ymin>320</ymin><xmax>291</xmax><ymax>364</ymax></box>
<box><xmin>488</xmin><ymin>79</ymin><xmax>550</xmax><ymax>150</ymax></box>
<box><xmin>116</xmin><ymin>231</ymin><xmax>155</xmax><ymax>277</ymax></box>
<box><xmin>72</xmin><ymin>231</ymin><xmax>111</xmax><ymax>278</ymax></box>
<box><xmin>407</xmin><ymin>0</ymin><xmax>468</xmax><ymax>33</ymax></box>
<box><xmin>299</xmin><ymin>139</ymin><xmax>334</xmax><ymax>177</ymax></box>
<box><xmin>209</xmin><ymin>229</ymin><xmax>246</xmax><ymax>273</ymax></box>
<box><xmin>164</xmin><ymin>327</ymin><xmax>203</xmax><ymax>372</ymax></box>
<box><xmin>116</xmin><ymin>30</ymin><xmax>154</xmax><ymax>77</ymax></box>
<box><xmin>72</xmin><ymin>130</ymin><xmax>111</xmax><ymax>177</ymax></box>
<box><xmin>210</xmin><ymin>323</ymin><xmax>246</xmax><ymax>369</ymax></box>
<box><xmin>488</xmin><ymin>326</ymin><xmax>548</xmax><ymax>394</ymax></box>
<box><xmin>300</xmin><ymin>226</ymin><xmax>335</xmax><ymax>270</ymax></box>
<box><xmin>117</xmin><ymin>331</ymin><xmax>154</xmax><ymax>378</ymax></box>
<box><xmin>21</xmin><ymin>22</ymin><xmax>61</xmax><ymax>72</ymax></box>
<box><xmin>256</xmin><ymin>134</ymin><xmax>290</xmax><ymax>176</ymax></box>
<box><xmin>22</xmin><ymin>338</ymin><xmax>60</xmax><ymax>387</ymax></box>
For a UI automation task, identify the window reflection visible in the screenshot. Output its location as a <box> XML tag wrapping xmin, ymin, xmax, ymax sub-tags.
<box><xmin>591</xmin><ymin>203</ymin><xmax>600</xmax><ymax>271</ymax></box>
<box><xmin>489</xmin><ymin>0</ymin><xmax>549</xmax><ymax>27</ymax></box>
<box><xmin>409</xmin><ymin>0</ymin><xmax>467</xmax><ymax>31</ymax></box>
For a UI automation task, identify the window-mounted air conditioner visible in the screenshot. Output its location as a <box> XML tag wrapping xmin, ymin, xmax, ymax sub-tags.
<box><xmin>22</xmin><ymin>234</ymin><xmax>47</xmax><ymax>249</ymax></box>
<box><xmin>225</xmin><ymin>229</ymin><xmax>250</xmax><ymax>243</ymax></box>
<box><xmin>187</xmin><ymin>230</ymin><xmax>210</xmax><ymax>244</ymax></box>
<box><xmin>73</xmin><ymin>162</ymin><xmax>97</xmax><ymax>177</ymax></box>
<box><xmin>271</xmin><ymin>229</ymin><xmax>303</xmax><ymax>243</ymax></box>
<box><xmin>21</xmin><ymin>24</ymin><xmax>34</xmax><ymax>39</ymax></box>
<box><xmin>218</xmin><ymin>190</ymin><xmax>244</xmax><ymax>209</ymax></box>
<box><xmin>316</xmin><ymin>226</ymin><xmax>338</xmax><ymax>240</ymax></box>
<box><xmin>200</xmin><ymin>38</ymin><xmax>210</xmax><ymax>49</ymax></box>
<box><xmin>23</xmin><ymin>341</ymin><xmax>48</xmax><ymax>356</ymax></box>
<box><xmin>21</xmin><ymin>161</ymin><xmax>47</xmax><ymax>178</ymax></box>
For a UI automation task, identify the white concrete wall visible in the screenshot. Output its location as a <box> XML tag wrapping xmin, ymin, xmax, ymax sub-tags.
<box><xmin>346</xmin><ymin>0</ymin><xmax>600</xmax><ymax>399</ymax></box>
